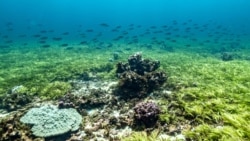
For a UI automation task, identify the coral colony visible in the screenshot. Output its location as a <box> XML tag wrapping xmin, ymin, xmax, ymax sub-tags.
<box><xmin>9</xmin><ymin>53</ymin><xmax>165</xmax><ymax>140</ymax></box>
<box><xmin>133</xmin><ymin>101</ymin><xmax>161</xmax><ymax>128</ymax></box>
<box><xmin>116</xmin><ymin>52</ymin><xmax>167</xmax><ymax>99</ymax></box>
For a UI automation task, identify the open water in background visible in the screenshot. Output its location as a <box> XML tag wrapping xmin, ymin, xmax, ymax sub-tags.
<box><xmin>0</xmin><ymin>0</ymin><xmax>250</xmax><ymax>46</ymax></box>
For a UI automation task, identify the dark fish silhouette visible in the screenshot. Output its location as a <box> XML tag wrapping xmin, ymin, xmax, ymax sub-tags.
<box><xmin>111</xmin><ymin>29</ymin><xmax>119</xmax><ymax>32</ymax></box>
<box><xmin>86</xmin><ymin>29</ymin><xmax>94</xmax><ymax>32</ymax></box>
<box><xmin>116</xmin><ymin>26</ymin><xmax>122</xmax><ymax>29</ymax></box>
<box><xmin>40</xmin><ymin>37</ymin><xmax>48</xmax><ymax>40</ymax></box>
<box><xmin>0</xmin><ymin>45</ymin><xmax>10</xmax><ymax>48</ymax></box>
<box><xmin>40</xmin><ymin>30</ymin><xmax>47</xmax><ymax>33</ymax></box>
<box><xmin>33</xmin><ymin>34</ymin><xmax>41</xmax><ymax>38</ymax></box>
<box><xmin>60</xmin><ymin>43</ymin><xmax>68</xmax><ymax>47</ymax></box>
<box><xmin>38</xmin><ymin>40</ymin><xmax>46</xmax><ymax>44</ymax></box>
<box><xmin>7</xmin><ymin>28</ymin><xmax>13</xmax><ymax>31</ymax></box>
<box><xmin>79</xmin><ymin>41</ymin><xmax>87</xmax><ymax>45</ymax></box>
<box><xmin>53</xmin><ymin>37</ymin><xmax>62</xmax><ymax>41</ymax></box>
<box><xmin>65</xmin><ymin>47</ymin><xmax>74</xmax><ymax>50</ymax></box>
<box><xmin>62</xmin><ymin>32</ymin><xmax>69</xmax><ymax>35</ymax></box>
<box><xmin>150</xmin><ymin>26</ymin><xmax>157</xmax><ymax>29</ymax></box>
<box><xmin>106</xmin><ymin>43</ymin><xmax>113</xmax><ymax>48</ymax></box>
<box><xmin>100</xmin><ymin>23</ymin><xmax>109</xmax><ymax>27</ymax></box>
<box><xmin>5</xmin><ymin>40</ymin><xmax>13</xmax><ymax>44</ymax></box>
<box><xmin>6</xmin><ymin>22</ymin><xmax>13</xmax><ymax>26</ymax></box>
<box><xmin>19</xmin><ymin>34</ymin><xmax>27</xmax><ymax>37</ymax></box>
<box><xmin>48</xmin><ymin>30</ymin><xmax>54</xmax><ymax>33</ymax></box>
<box><xmin>42</xmin><ymin>44</ymin><xmax>50</xmax><ymax>48</ymax></box>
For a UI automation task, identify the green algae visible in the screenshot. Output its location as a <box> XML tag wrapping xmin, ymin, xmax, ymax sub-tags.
<box><xmin>119</xmin><ymin>48</ymin><xmax>250</xmax><ymax>140</ymax></box>
<box><xmin>122</xmin><ymin>130</ymin><xmax>163</xmax><ymax>141</ymax></box>
<box><xmin>0</xmin><ymin>43</ymin><xmax>250</xmax><ymax>140</ymax></box>
<box><xmin>157</xmin><ymin>52</ymin><xmax>250</xmax><ymax>140</ymax></box>
<box><xmin>0</xmin><ymin>45</ymin><xmax>117</xmax><ymax>97</ymax></box>
<box><xmin>40</xmin><ymin>81</ymin><xmax>71</xmax><ymax>100</ymax></box>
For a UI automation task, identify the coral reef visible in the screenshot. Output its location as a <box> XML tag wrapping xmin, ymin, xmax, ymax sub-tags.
<box><xmin>58</xmin><ymin>88</ymin><xmax>110</xmax><ymax>115</ymax></box>
<box><xmin>20</xmin><ymin>104</ymin><xmax>82</xmax><ymax>138</ymax></box>
<box><xmin>0</xmin><ymin>113</ymin><xmax>33</xmax><ymax>141</ymax></box>
<box><xmin>115</xmin><ymin>53</ymin><xmax>167</xmax><ymax>99</ymax></box>
<box><xmin>1</xmin><ymin>47</ymin><xmax>250</xmax><ymax>140</ymax></box>
<box><xmin>0</xmin><ymin>85</ymin><xmax>32</xmax><ymax>111</ymax></box>
<box><xmin>133</xmin><ymin>101</ymin><xmax>161</xmax><ymax>128</ymax></box>
<box><xmin>116</xmin><ymin>52</ymin><xmax>160</xmax><ymax>76</ymax></box>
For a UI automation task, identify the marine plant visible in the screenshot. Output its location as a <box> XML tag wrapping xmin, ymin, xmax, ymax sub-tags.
<box><xmin>40</xmin><ymin>81</ymin><xmax>71</xmax><ymax>100</ymax></box>
<box><xmin>0</xmin><ymin>42</ymin><xmax>250</xmax><ymax>140</ymax></box>
<box><xmin>122</xmin><ymin>129</ymin><xmax>163</xmax><ymax>141</ymax></box>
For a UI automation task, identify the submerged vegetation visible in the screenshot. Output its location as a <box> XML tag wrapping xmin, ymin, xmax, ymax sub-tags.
<box><xmin>0</xmin><ymin>43</ymin><xmax>250</xmax><ymax>140</ymax></box>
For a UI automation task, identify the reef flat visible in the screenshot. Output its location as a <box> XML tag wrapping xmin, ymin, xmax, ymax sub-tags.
<box><xmin>0</xmin><ymin>42</ymin><xmax>250</xmax><ymax>140</ymax></box>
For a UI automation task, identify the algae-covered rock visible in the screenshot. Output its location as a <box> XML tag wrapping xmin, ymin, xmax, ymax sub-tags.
<box><xmin>20</xmin><ymin>104</ymin><xmax>82</xmax><ymax>137</ymax></box>
<box><xmin>0</xmin><ymin>85</ymin><xmax>32</xmax><ymax>111</ymax></box>
<box><xmin>115</xmin><ymin>53</ymin><xmax>167</xmax><ymax>99</ymax></box>
<box><xmin>40</xmin><ymin>81</ymin><xmax>71</xmax><ymax>100</ymax></box>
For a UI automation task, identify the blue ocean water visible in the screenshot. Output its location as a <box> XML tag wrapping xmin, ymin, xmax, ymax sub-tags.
<box><xmin>0</xmin><ymin>0</ymin><xmax>250</xmax><ymax>46</ymax></box>
<box><xmin>1</xmin><ymin>1</ymin><xmax>250</xmax><ymax>140</ymax></box>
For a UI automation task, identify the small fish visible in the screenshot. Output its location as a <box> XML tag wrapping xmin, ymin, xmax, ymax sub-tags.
<box><xmin>62</xmin><ymin>32</ymin><xmax>69</xmax><ymax>35</ymax></box>
<box><xmin>60</xmin><ymin>43</ymin><xmax>68</xmax><ymax>47</ymax></box>
<box><xmin>19</xmin><ymin>34</ymin><xmax>27</xmax><ymax>37</ymax></box>
<box><xmin>33</xmin><ymin>34</ymin><xmax>41</xmax><ymax>38</ymax></box>
<box><xmin>40</xmin><ymin>30</ymin><xmax>47</xmax><ymax>33</ymax></box>
<box><xmin>38</xmin><ymin>40</ymin><xmax>46</xmax><ymax>44</ymax></box>
<box><xmin>116</xmin><ymin>26</ymin><xmax>122</xmax><ymax>29</ymax></box>
<box><xmin>86</xmin><ymin>29</ymin><xmax>94</xmax><ymax>32</ymax></box>
<box><xmin>79</xmin><ymin>41</ymin><xmax>87</xmax><ymax>44</ymax></box>
<box><xmin>40</xmin><ymin>36</ymin><xmax>48</xmax><ymax>40</ymax></box>
<box><xmin>129</xmin><ymin>24</ymin><xmax>134</xmax><ymax>27</ymax></box>
<box><xmin>65</xmin><ymin>47</ymin><xmax>74</xmax><ymax>50</ymax></box>
<box><xmin>122</xmin><ymin>31</ymin><xmax>128</xmax><ymax>35</ymax></box>
<box><xmin>150</xmin><ymin>26</ymin><xmax>157</xmax><ymax>29</ymax></box>
<box><xmin>95</xmin><ymin>46</ymin><xmax>102</xmax><ymax>49</ymax></box>
<box><xmin>171</xmin><ymin>39</ymin><xmax>177</xmax><ymax>43</ymax></box>
<box><xmin>42</xmin><ymin>44</ymin><xmax>50</xmax><ymax>48</ymax></box>
<box><xmin>111</xmin><ymin>29</ymin><xmax>119</xmax><ymax>32</ymax></box>
<box><xmin>7</xmin><ymin>28</ymin><xmax>13</xmax><ymax>31</ymax></box>
<box><xmin>106</xmin><ymin>43</ymin><xmax>113</xmax><ymax>47</ymax></box>
<box><xmin>136</xmin><ymin>25</ymin><xmax>142</xmax><ymax>28</ymax></box>
<box><xmin>52</xmin><ymin>37</ymin><xmax>62</xmax><ymax>41</ymax></box>
<box><xmin>125</xmin><ymin>48</ymin><xmax>131</xmax><ymax>51</ymax></box>
<box><xmin>100</xmin><ymin>23</ymin><xmax>109</xmax><ymax>27</ymax></box>
<box><xmin>48</xmin><ymin>30</ymin><xmax>54</xmax><ymax>33</ymax></box>
<box><xmin>5</xmin><ymin>40</ymin><xmax>13</xmax><ymax>44</ymax></box>
<box><xmin>6</xmin><ymin>22</ymin><xmax>13</xmax><ymax>26</ymax></box>
<box><xmin>0</xmin><ymin>45</ymin><xmax>10</xmax><ymax>48</ymax></box>
<box><xmin>128</xmin><ymin>27</ymin><xmax>134</xmax><ymax>30</ymax></box>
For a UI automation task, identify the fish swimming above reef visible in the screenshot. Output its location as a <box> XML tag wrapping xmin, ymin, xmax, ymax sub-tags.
<box><xmin>99</xmin><ymin>23</ymin><xmax>109</xmax><ymax>27</ymax></box>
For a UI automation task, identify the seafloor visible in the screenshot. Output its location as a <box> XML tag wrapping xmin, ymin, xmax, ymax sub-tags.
<box><xmin>0</xmin><ymin>40</ymin><xmax>250</xmax><ymax>140</ymax></box>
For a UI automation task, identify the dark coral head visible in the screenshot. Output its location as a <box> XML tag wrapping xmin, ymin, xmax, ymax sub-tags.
<box><xmin>133</xmin><ymin>101</ymin><xmax>160</xmax><ymax>128</ymax></box>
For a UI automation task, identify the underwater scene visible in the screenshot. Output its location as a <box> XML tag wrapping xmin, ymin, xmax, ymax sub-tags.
<box><xmin>0</xmin><ymin>0</ymin><xmax>250</xmax><ymax>140</ymax></box>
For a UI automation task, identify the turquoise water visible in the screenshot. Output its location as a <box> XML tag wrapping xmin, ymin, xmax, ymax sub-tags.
<box><xmin>1</xmin><ymin>0</ymin><xmax>250</xmax><ymax>140</ymax></box>
<box><xmin>0</xmin><ymin>0</ymin><xmax>250</xmax><ymax>50</ymax></box>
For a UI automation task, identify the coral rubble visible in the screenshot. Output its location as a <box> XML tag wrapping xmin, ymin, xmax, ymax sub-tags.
<box><xmin>0</xmin><ymin>113</ymin><xmax>33</xmax><ymax>141</ymax></box>
<box><xmin>0</xmin><ymin>85</ymin><xmax>32</xmax><ymax>111</ymax></box>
